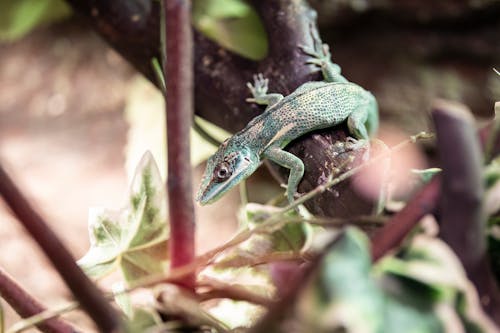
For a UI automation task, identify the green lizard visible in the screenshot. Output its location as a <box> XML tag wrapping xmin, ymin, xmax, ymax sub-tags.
<box><xmin>196</xmin><ymin>28</ymin><xmax>379</xmax><ymax>205</ymax></box>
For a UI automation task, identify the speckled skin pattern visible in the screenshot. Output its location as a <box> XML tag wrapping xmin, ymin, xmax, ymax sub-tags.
<box><xmin>237</xmin><ymin>81</ymin><xmax>377</xmax><ymax>153</ymax></box>
<box><xmin>197</xmin><ymin>31</ymin><xmax>379</xmax><ymax>205</ymax></box>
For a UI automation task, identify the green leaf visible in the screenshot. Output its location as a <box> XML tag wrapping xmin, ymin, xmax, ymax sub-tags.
<box><xmin>484</xmin><ymin>157</ymin><xmax>500</xmax><ymax>189</ymax></box>
<box><xmin>78</xmin><ymin>152</ymin><xmax>169</xmax><ymax>285</ymax></box>
<box><xmin>411</xmin><ymin>168</ymin><xmax>442</xmax><ymax>184</ymax></box>
<box><xmin>113</xmin><ymin>284</ymin><xmax>162</xmax><ymax>331</ymax></box>
<box><xmin>213</xmin><ymin>204</ymin><xmax>310</xmax><ymax>270</ymax></box>
<box><xmin>0</xmin><ymin>0</ymin><xmax>71</xmax><ymax>41</ymax></box>
<box><xmin>376</xmin><ymin>235</ymin><xmax>498</xmax><ymax>333</ymax></box>
<box><xmin>192</xmin><ymin>0</ymin><xmax>267</xmax><ymax>60</ymax></box>
<box><xmin>127</xmin><ymin>307</ymin><xmax>162</xmax><ymax>332</ymax></box>
<box><xmin>297</xmin><ymin>227</ymin><xmax>385</xmax><ymax>332</ymax></box>
<box><xmin>208</xmin><ymin>299</ymin><xmax>265</xmax><ymax>329</ymax></box>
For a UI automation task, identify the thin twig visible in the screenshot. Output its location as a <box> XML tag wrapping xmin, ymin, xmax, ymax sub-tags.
<box><xmin>278</xmin><ymin>132</ymin><xmax>433</xmax><ymax>214</ymax></box>
<box><xmin>0</xmin><ymin>164</ymin><xmax>124</xmax><ymax>332</ymax></box>
<box><xmin>0</xmin><ymin>268</ymin><xmax>76</xmax><ymax>333</ymax></box>
<box><xmin>6</xmin><ymin>302</ymin><xmax>80</xmax><ymax>333</ymax></box>
<box><xmin>247</xmin><ymin>232</ymin><xmax>346</xmax><ymax>333</ymax></box>
<box><xmin>3</xmin><ymin>132</ymin><xmax>434</xmax><ymax>331</ymax></box>
<box><xmin>164</xmin><ymin>0</ymin><xmax>196</xmax><ymax>289</ymax></box>
<box><xmin>197</xmin><ymin>278</ymin><xmax>272</xmax><ymax>306</ymax></box>
<box><xmin>195</xmin><ymin>132</ymin><xmax>433</xmax><ymax>266</ymax></box>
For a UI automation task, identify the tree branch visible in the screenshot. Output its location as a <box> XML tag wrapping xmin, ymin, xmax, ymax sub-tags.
<box><xmin>64</xmin><ymin>0</ymin><xmax>376</xmax><ymax>217</ymax></box>
<box><xmin>0</xmin><ymin>268</ymin><xmax>76</xmax><ymax>333</ymax></box>
<box><xmin>371</xmin><ymin>177</ymin><xmax>441</xmax><ymax>261</ymax></box>
<box><xmin>0</xmin><ymin>164</ymin><xmax>124</xmax><ymax>333</ymax></box>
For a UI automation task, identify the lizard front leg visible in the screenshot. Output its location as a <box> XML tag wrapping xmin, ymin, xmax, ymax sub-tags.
<box><xmin>263</xmin><ymin>146</ymin><xmax>304</xmax><ymax>205</ymax></box>
<box><xmin>246</xmin><ymin>74</ymin><xmax>284</xmax><ymax>110</ymax></box>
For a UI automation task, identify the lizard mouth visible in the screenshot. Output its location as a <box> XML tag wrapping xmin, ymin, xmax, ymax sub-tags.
<box><xmin>196</xmin><ymin>158</ymin><xmax>254</xmax><ymax>205</ymax></box>
<box><xmin>196</xmin><ymin>171</ymin><xmax>242</xmax><ymax>205</ymax></box>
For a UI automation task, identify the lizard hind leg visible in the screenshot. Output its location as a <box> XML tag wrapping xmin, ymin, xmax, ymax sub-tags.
<box><xmin>346</xmin><ymin>103</ymin><xmax>376</xmax><ymax>160</ymax></box>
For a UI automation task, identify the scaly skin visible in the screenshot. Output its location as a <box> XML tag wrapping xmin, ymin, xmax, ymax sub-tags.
<box><xmin>197</xmin><ymin>28</ymin><xmax>379</xmax><ymax>205</ymax></box>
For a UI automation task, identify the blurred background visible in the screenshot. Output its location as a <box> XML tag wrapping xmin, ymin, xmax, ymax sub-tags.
<box><xmin>0</xmin><ymin>0</ymin><xmax>498</xmax><ymax>331</ymax></box>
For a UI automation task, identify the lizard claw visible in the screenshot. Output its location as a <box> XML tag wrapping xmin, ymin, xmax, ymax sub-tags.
<box><xmin>247</xmin><ymin>73</ymin><xmax>269</xmax><ymax>99</ymax></box>
<box><xmin>299</xmin><ymin>24</ymin><xmax>333</xmax><ymax>67</ymax></box>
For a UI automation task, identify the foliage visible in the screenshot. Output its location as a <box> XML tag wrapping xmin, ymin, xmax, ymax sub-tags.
<box><xmin>486</xmin><ymin>156</ymin><xmax>500</xmax><ymax>282</ymax></box>
<box><xmin>78</xmin><ymin>152</ymin><xmax>169</xmax><ymax>285</ymax></box>
<box><xmin>192</xmin><ymin>0</ymin><xmax>268</xmax><ymax>60</ymax></box>
<box><xmin>0</xmin><ymin>0</ymin><xmax>71</xmax><ymax>41</ymax></box>
<box><xmin>1</xmin><ymin>1</ymin><xmax>499</xmax><ymax>332</ymax></box>
<box><xmin>295</xmin><ymin>227</ymin><xmax>496</xmax><ymax>333</ymax></box>
<box><xmin>72</xmin><ymin>149</ymin><xmax>497</xmax><ymax>331</ymax></box>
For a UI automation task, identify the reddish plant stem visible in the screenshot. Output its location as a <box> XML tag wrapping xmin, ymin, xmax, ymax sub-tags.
<box><xmin>371</xmin><ymin>177</ymin><xmax>441</xmax><ymax>261</ymax></box>
<box><xmin>371</xmin><ymin>116</ymin><xmax>500</xmax><ymax>262</ymax></box>
<box><xmin>0</xmin><ymin>164</ymin><xmax>124</xmax><ymax>333</ymax></box>
<box><xmin>0</xmin><ymin>268</ymin><xmax>76</xmax><ymax>333</ymax></box>
<box><xmin>432</xmin><ymin>100</ymin><xmax>500</xmax><ymax>324</ymax></box>
<box><xmin>164</xmin><ymin>0</ymin><xmax>196</xmax><ymax>289</ymax></box>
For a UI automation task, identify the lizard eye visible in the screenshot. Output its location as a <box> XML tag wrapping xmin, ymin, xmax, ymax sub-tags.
<box><xmin>215</xmin><ymin>163</ymin><xmax>232</xmax><ymax>181</ymax></box>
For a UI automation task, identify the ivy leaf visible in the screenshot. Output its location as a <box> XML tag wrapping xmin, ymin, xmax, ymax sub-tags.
<box><xmin>377</xmin><ymin>235</ymin><xmax>498</xmax><ymax>332</ymax></box>
<box><xmin>78</xmin><ymin>152</ymin><xmax>169</xmax><ymax>285</ymax></box>
<box><xmin>213</xmin><ymin>204</ymin><xmax>311</xmax><ymax>270</ymax></box>
<box><xmin>484</xmin><ymin>156</ymin><xmax>500</xmax><ymax>190</ymax></box>
<box><xmin>113</xmin><ymin>284</ymin><xmax>162</xmax><ymax>332</ymax></box>
<box><xmin>297</xmin><ymin>227</ymin><xmax>385</xmax><ymax>332</ymax></box>
<box><xmin>295</xmin><ymin>228</ymin><xmax>497</xmax><ymax>333</ymax></box>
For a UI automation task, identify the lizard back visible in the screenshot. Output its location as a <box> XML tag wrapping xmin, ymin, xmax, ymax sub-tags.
<box><xmin>237</xmin><ymin>81</ymin><xmax>376</xmax><ymax>153</ymax></box>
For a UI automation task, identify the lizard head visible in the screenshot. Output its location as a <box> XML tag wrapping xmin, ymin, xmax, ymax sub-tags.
<box><xmin>196</xmin><ymin>139</ymin><xmax>259</xmax><ymax>205</ymax></box>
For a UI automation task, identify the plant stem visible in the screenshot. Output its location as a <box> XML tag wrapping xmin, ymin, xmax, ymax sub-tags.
<box><xmin>164</xmin><ymin>0</ymin><xmax>196</xmax><ymax>289</ymax></box>
<box><xmin>279</xmin><ymin>132</ymin><xmax>433</xmax><ymax>214</ymax></box>
<box><xmin>370</xmin><ymin>177</ymin><xmax>441</xmax><ymax>261</ymax></box>
<box><xmin>0</xmin><ymin>268</ymin><xmax>75</xmax><ymax>333</ymax></box>
<box><xmin>0</xmin><ymin>164</ymin><xmax>124</xmax><ymax>333</ymax></box>
<box><xmin>432</xmin><ymin>99</ymin><xmax>500</xmax><ymax>324</ymax></box>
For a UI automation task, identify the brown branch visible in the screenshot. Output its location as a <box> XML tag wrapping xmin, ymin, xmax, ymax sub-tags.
<box><xmin>164</xmin><ymin>0</ymin><xmax>195</xmax><ymax>289</ymax></box>
<box><xmin>197</xmin><ymin>279</ymin><xmax>271</xmax><ymax>306</ymax></box>
<box><xmin>0</xmin><ymin>164</ymin><xmax>124</xmax><ymax>333</ymax></box>
<box><xmin>64</xmin><ymin>0</ymin><xmax>376</xmax><ymax>218</ymax></box>
<box><xmin>0</xmin><ymin>268</ymin><xmax>76</xmax><ymax>333</ymax></box>
<box><xmin>432</xmin><ymin>99</ymin><xmax>500</xmax><ymax>324</ymax></box>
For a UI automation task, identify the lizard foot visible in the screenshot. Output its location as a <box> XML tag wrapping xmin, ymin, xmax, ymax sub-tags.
<box><xmin>299</xmin><ymin>22</ymin><xmax>331</xmax><ymax>63</ymax></box>
<box><xmin>246</xmin><ymin>73</ymin><xmax>269</xmax><ymax>103</ymax></box>
<box><xmin>299</xmin><ymin>44</ymin><xmax>332</xmax><ymax>66</ymax></box>
<box><xmin>299</xmin><ymin>22</ymin><xmax>346</xmax><ymax>83</ymax></box>
<box><xmin>333</xmin><ymin>138</ymin><xmax>371</xmax><ymax>161</ymax></box>
<box><xmin>346</xmin><ymin>137</ymin><xmax>371</xmax><ymax>161</ymax></box>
